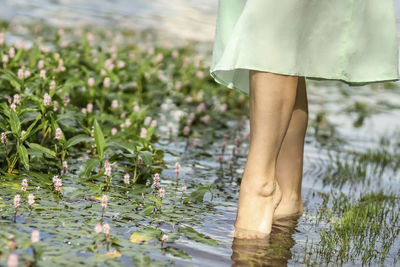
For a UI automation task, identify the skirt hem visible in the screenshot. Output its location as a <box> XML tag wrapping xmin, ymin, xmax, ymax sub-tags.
<box><xmin>209</xmin><ymin>66</ymin><xmax>400</xmax><ymax>95</ymax></box>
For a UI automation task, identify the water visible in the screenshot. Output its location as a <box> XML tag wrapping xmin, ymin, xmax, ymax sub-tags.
<box><xmin>3</xmin><ymin>0</ymin><xmax>400</xmax><ymax>38</ymax></box>
<box><xmin>0</xmin><ymin>0</ymin><xmax>218</xmax><ymax>44</ymax></box>
<box><xmin>1</xmin><ymin>1</ymin><xmax>400</xmax><ymax>266</ymax></box>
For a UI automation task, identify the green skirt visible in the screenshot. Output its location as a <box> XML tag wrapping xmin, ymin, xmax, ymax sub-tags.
<box><xmin>209</xmin><ymin>0</ymin><xmax>400</xmax><ymax>95</ymax></box>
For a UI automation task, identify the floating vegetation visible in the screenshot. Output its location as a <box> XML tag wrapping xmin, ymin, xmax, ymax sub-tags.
<box><xmin>1</xmin><ymin>12</ymin><xmax>400</xmax><ymax>266</ymax></box>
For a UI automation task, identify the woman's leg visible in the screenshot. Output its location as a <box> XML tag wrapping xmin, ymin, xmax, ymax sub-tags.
<box><xmin>274</xmin><ymin>76</ymin><xmax>308</xmax><ymax>218</ymax></box>
<box><xmin>234</xmin><ymin>70</ymin><xmax>298</xmax><ymax>239</ymax></box>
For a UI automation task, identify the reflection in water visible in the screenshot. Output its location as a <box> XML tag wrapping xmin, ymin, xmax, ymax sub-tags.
<box><xmin>231</xmin><ymin>215</ymin><xmax>300</xmax><ymax>266</ymax></box>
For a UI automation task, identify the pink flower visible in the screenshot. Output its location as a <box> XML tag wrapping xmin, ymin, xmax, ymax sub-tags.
<box><xmin>17</xmin><ymin>68</ymin><xmax>24</xmax><ymax>79</ymax></box>
<box><xmin>31</xmin><ymin>229</ymin><xmax>40</xmax><ymax>243</ymax></box>
<box><xmin>63</xmin><ymin>93</ymin><xmax>70</xmax><ymax>106</ymax></box>
<box><xmin>55</xmin><ymin>128</ymin><xmax>62</xmax><ymax>140</ymax></box>
<box><xmin>125</xmin><ymin>118</ymin><xmax>131</xmax><ymax>127</ymax></box>
<box><xmin>38</xmin><ymin>60</ymin><xmax>44</xmax><ymax>69</ymax></box>
<box><xmin>53</xmin><ymin>177</ymin><xmax>62</xmax><ymax>192</ymax></box>
<box><xmin>151</xmin><ymin>120</ymin><xmax>157</xmax><ymax>127</ymax></box>
<box><xmin>81</xmin><ymin>108</ymin><xmax>87</xmax><ymax>114</ymax></box>
<box><xmin>220</xmin><ymin>103</ymin><xmax>227</xmax><ymax>112</ymax></box>
<box><xmin>134</xmin><ymin>104</ymin><xmax>140</xmax><ymax>112</ymax></box>
<box><xmin>221</xmin><ymin>140</ymin><xmax>227</xmax><ymax>153</ymax></box>
<box><xmin>153</xmin><ymin>173</ymin><xmax>160</xmax><ymax>189</ymax></box>
<box><xmin>9</xmin><ymin>47</ymin><xmax>15</xmax><ymax>58</ymax></box>
<box><xmin>62</xmin><ymin>160</ymin><xmax>68</xmax><ymax>170</ymax></box>
<box><xmin>175</xmin><ymin>162</ymin><xmax>180</xmax><ymax>176</ymax></box>
<box><xmin>189</xmin><ymin>112</ymin><xmax>195</xmax><ymax>121</ymax></box>
<box><xmin>7</xmin><ymin>254</ymin><xmax>18</xmax><ymax>267</ymax></box>
<box><xmin>111</xmin><ymin>128</ymin><xmax>117</xmax><ymax>135</ymax></box>
<box><xmin>24</xmin><ymin>70</ymin><xmax>30</xmax><ymax>78</ymax></box>
<box><xmin>181</xmin><ymin>186</ymin><xmax>187</xmax><ymax>194</ymax></box>
<box><xmin>40</xmin><ymin>69</ymin><xmax>46</xmax><ymax>79</ymax></box>
<box><xmin>2</xmin><ymin>54</ymin><xmax>9</xmax><ymax>64</ymax></box>
<box><xmin>111</xmin><ymin>100</ymin><xmax>118</xmax><ymax>109</ymax></box>
<box><xmin>196</xmin><ymin>71</ymin><xmax>204</xmax><ymax>79</ymax></box>
<box><xmin>103</xmin><ymin>77</ymin><xmax>110</xmax><ymax>88</ymax></box>
<box><xmin>159</xmin><ymin>186</ymin><xmax>165</xmax><ymax>198</ymax></box>
<box><xmin>138</xmin><ymin>155</ymin><xmax>142</xmax><ymax>168</ymax></box>
<box><xmin>161</xmin><ymin>234</ymin><xmax>168</xmax><ymax>246</ymax></box>
<box><xmin>235</xmin><ymin>135</ymin><xmax>241</xmax><ymax>147</ymax></box>
<box><xmin>104</xmin><ymin>160</ymin><xmax>111</xmax><ymax>176</ymax></box>
<box><xmin>43</xmin><ymin>93</ymin><xmax>51</xmax><ymax>106</ymax></box>
<box><xmin>117</xmin><ymin>60</ymin><xmax>125</xmax><ymax>68</ymax></box>
<box><xmin>36</xmin><ymin>186</ymin><xmax>40</xmax><ymax>191</ymax></box>
<box><xmin>87</xmin><ymin>103</ymin><xmax>93</xmax><ymax>113</ymax></box>
<box><xmin>140</xmin><ymin>128</ymin><xmax>147</xmax><ymax>138</ymax></box>
<box><xmin>95</xmin><ymin>223</ymin><xmax>102</xmax><ymax>234</ymax></box>
<box><xmin>102</xmin><ymin>223</ymin><xmax>110</xmax><ymax>235</ymax></box>
<box><xmin>200</xmin><ymin>115</ymin><xmax>211</xmax><ymax>124</ymax></box>
<box><xmin>88</xmin><ymin>77</ymin><xmax>95</xmax><ymax>87</ymax></box>
<box><xmin>10</xmin><ymin>102</ymin><xmax>16</xmax><ymax>112</ymax></box>
<box><xmin>102</xmin><ymin>195</ymin><xmax>108</xmax><ymax>209</ymax></box>
<box><xmin>183</xmin><ymin>126</ymin><xmax>190</xmax><ymax>136</ymax></box>
<box><xmin>21</xmin><ymin>179</ymin><xmax>28</xmax><ymax>188</ymax></box>
<box><xmin>49</xmin><ymin>80</ymin><xmax>56</xmax><ymax>91</ymax></box>
<box><xmin>13</xmin><ymin>94</ymin><xmax>20</xmax><ymax>104</ymax></box>
<box><xmin>1</xmin><ymin>132</ymin><xmax>7</xmax><ymax>144</ymax></box>
<box><xmin>14</xmin><ymin>195</ymin><xmax>20</xmax><ymax>209</ymax></box>
<box><xmin>193</xmin><ymin>138</ymin><xmax>200</xmax><ymax>148</ymax></box>
<box><xmin>28</xmin><ymin>194</ymin><xmax>35</xmax><ymax>206</ymax></box>
<box><xmin>124</xmin><ymin>173</ymin><xmax>130</xmax><ymax>185</ymax></box>
<box><xmin>196</xmin><ymin>103</ymin><xmax>206</xmax><ymax>113</ymax></box>
<box><xmin>172</xmin><ymin>50</ymin><xmax>179</xmax><ymax>58</ymax></box>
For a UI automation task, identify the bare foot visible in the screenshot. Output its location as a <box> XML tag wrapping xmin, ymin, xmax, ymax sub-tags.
<box><xmin>273</xmin><ymin>196</ymin><xmax>304</xmax><ymax>220</ymax></box>
<box><xmin>233</xmin><ymin>179</ymin><xmax>282</xmax><ymax>239</ymax></box>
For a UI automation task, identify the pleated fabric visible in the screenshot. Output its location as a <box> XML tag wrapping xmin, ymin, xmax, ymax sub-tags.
<box><xmin>209</xmin><ymin>0</ymin><xmax>400</xmax><ymax>95</ymax></box>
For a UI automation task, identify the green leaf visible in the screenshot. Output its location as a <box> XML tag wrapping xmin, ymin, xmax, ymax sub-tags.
<box><xmin>17</xmin><ymin>144</ymin><xmax>29</xmax><ymax>170</ymax></box>
<box><xmin>129</xmin><ymin>226</ymin><xmax>162</xmax><ymax>243</ymax></box>
<box><xmin>178</xmin><ymin>226</ymin><xmax>219</xmax><ymax>246</ymax></box>
<box><xmin>148</xmin><ymin>195</ymin><xmax>161</xmax><ymax>207</ymax></box>
<box><xmin>27</xmin><ymin>142</ymin><xmax>56</xmax><ymax>158</ymax></box>
<box><xmin>79</xmin><ymin>157</ymin><xmax>101</xmax><ymax>178</ymax></box>
<box><xmin>9</xmin><ymin>109</ymin><xmax>21</xmax><ymax>137</ymax></box>
<box><xmin>142</xmin><ymin>205</ymin><xmax>156</xmax><ymax>215</ymax></box>
<box><xmin>93</xmin><ymin>119</ymin><xmax>106</xmax><ymax>160</ymax></box>
<box><xmin>106</xmin><ymin>139</ymin><xmax>137</xmax><ymax>154</ymax></box>
<box><xmin>138</xmin><ymin>150</ymin><xmax>152</xmax><ymax>166</ymax></box>
<box><xmin>183</xmin><ymin>185</ymin><xmax>212</xmax><ymax>204</ymax></box>
<box><xmin>0</xmin><ymin>70</ymin><xmax>21</xmax><ymax>90</ymax></box>
<box><xmin>65</xmin><ymin>134</ymin><xmax>92</xmax><ymax>148</ymax></box>
<box><xmin>164</xmin><ymin>247</ymin><xmax>191</xmax><ymax>260</ymax></box>
<box><xmin>22</xmin><ymin>113</ymin><xmax>41</xmax><ymax>142</ymax></box>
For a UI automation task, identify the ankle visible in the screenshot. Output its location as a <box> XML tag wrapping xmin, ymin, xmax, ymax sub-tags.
<box><xmin>280</xmin><ymin>192</ymin><xmax>302</xmax><ymax>203</ymax></box>
<box><xmin>240</xmin><ymin>178</ymin><xmax>277</xmax><ymax>197</ymax></box>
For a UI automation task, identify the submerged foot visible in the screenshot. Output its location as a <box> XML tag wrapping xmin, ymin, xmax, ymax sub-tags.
<box><xmin>233</xmin><ymin>179</ymin><xmax>282</xmax><ymax>239</ymax></box>
<box><xmin>273</xmin><ymin>196</ymin><xmax>304</xmax><ymax>221</ymax></box>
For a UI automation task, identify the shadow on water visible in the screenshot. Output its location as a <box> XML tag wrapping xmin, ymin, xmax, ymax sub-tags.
<box><xmin>231</xmin><ymin>215</ymin><xmax>300</xmax><ymax>267</ymax></box>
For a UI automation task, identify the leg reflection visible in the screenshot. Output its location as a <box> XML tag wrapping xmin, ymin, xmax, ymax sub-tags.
<box><xmin>231</xmin><ymin>214</ymin><xmax>301</xmax><ymax>266</ymax></box>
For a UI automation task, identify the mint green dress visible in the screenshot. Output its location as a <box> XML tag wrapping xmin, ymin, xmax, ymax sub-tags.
<box><xmin>209</xmin><ymin>0</ymin><xmax>400</xmax><ymax>95</ymax></box>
